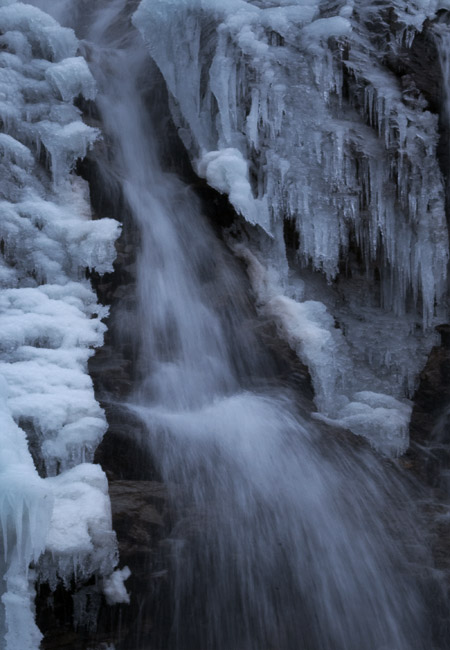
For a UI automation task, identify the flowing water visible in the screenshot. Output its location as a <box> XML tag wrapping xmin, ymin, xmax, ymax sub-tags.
<box><xmin>32</xmin><ymin>1</ymin><xmax>442</xmax><ymax>648</ymax></box>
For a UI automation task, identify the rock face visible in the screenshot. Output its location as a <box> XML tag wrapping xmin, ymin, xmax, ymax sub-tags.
<box><xmin>95</xmin><ymin>481</ymin><xmax>171</xmax><ymax>650</ymax></box>
<box><xmin>409</xmin><ymin>326</ymin><xmax>450</xmax><ymax>488</ymax></box>
<box><xmin>37</xmin><ymin>479</ymin><xmax>171</xmax><ymax>650</ymax></box>
<box><xmin>388</xmin><ymin>16</ymin><xmax>450</xmax><ymax>205</ymax></box>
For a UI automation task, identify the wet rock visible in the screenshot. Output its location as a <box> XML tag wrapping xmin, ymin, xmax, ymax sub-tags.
<box><xmin>386</xmin><ymin>24</ymin><xmax>441</xmax><ymax>112</ymax></box>
<box><xmin>95</xmin><ymin>480</ymin><xmax>171</xmax><ymax>650</ymax></box>
<box><xmin>409</xmin><ymin>324</ymin><xmax>450</xmax><ymax>488</ymax></box>
<box><xmin>109</xmin><ymin>480</ymin><xmax>169</xmax><ymax>556</ymax></box>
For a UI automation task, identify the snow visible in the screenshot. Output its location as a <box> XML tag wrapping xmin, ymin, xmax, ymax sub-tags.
<box><xmin>37</xmin><ymin>120</ymin><xmax>100</xmax><ymax>183</ymax></box>
<box><xmin>0</xmin><ymin>3</ymin><xmax>77</xmax><ymax>61</ymax></box>
<box><xmin>45</xmin><ymin>56</ymin><xmax>96</xmax><ymax>102</ymax></box>
<box><xmin>40</xmin><ymin>464</ymin><xmax>117</xmax><ymax>589</ymax></box>
<box><xmin>0</xmin><ymin>286</ymin><xmax>109</xmax><ymax>474</ymax></box>
<box><xmin>313</xmin><ymin>395</ymin><xmax>412</xmax><ymax>457</ymax></box>
<box><xmin>301</xmin><ymin>16</ymin><xmax>352</xmax><ymax>44</ymax></box>
<box><xmin>102</xmin><ymin>566</ymin><xmax>131</xmax><ymax>606</ymax></box>
<box><xmin>1</xmin><ymin>572</ymin><xmax>43</xmax><ymax>650</ymax></box>
<box><xmin>197</xmin><ymin>148</ymin><xmax>270</xmax><ymax>230</ymax></box>
<box><xmin>0</xmin><ymin>3</ymin><xmax>120</xmax><ymax>649</ymax></box>
<box><xmin>0</xmin><ymin>405</ymin><xmax>52</xmax><ymax>565</ymax></box>
<box><xmin>0</xmin><ymin>398</ymin><xmax>52</xmax><ymax>650</ymax></box>
<box><xmin>0</xmin><ymin>134</ymin><xmax>33</xmax><ymax>168</ymax></box>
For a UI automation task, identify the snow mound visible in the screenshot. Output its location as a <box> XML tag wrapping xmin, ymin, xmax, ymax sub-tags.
<box><xmin>197</xmin><ymin>148</ymin><xmax>269</xmax><ymax>230</ymax></box>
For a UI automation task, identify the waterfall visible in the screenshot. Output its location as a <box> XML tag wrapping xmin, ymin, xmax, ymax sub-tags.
<box><xmin>76</xmin><ymin>2</ymin><xmax>435</xmax><ymax>649</ymax></box>
<box><xmin>1</xmin><ymin>0</ymin><xmax>450</xmax><ymax>648</ymax></box>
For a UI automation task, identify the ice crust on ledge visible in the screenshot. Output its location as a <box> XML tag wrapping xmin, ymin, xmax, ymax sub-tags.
<box><xmin>235</xmin><ymin>244</ymin><xmax>411</xmax><ymax>455</ymax></box>
<box><xmin>197</xmin><ymin>148</ymin><xmax>269</xmax><ymax>229</ymax></box>
<box><xmin>134</xmin><ymin>0</ymin><xmax>448</xmax><ymax>451</ymax></box>
<box><xmin>39</xmin><ymin>464</ymin><xmax>118</xmax><ymax>589</ymax></box>
<box><xmin>0</xmin><ymin>3</ymin><xmax>121</xmax><ymax>649</ymax></box>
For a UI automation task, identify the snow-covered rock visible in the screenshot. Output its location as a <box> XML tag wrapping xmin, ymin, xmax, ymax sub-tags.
<box><xmin>0</xmin><ymin>3</ymin><xmax>121</xmax><ymax>649</ymax></box>
<box><xmin>235</xmin><ymin>243</ymin><xmax>411</xmax><ymax>455</ymax></box>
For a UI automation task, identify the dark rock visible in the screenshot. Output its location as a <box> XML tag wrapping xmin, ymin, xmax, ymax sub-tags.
<box><xmin>388</xmin><ymin>24</ymin><xmax>442</xmax><ymax>113</ymax></box>
<box><xmin>109</xmin><ymin>480</ymin><xmax>169</xmax><ymax>555</ymax></box>
<box><xmin>94</xmin><ymin>480</ymin><xmax>171</xmax><ymax>650</ymax></box>
<box><xmin>409</xmin><ymin>326</ymin><xmax>450</xmax><ymax>490</ymax></box>
<box><xmin>437</xmin><ymin>324</ymin><xmax>450</xmax><ymax>350</ymax></box>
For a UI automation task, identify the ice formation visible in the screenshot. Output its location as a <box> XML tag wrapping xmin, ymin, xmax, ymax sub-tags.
<box><xmin>134</xmin><ymin>0</ymin><xmax>450</xmax><ymax>453</ymax></box>
<box><xmin>102</xmin><ymin>566</ymin><xmax>131</xmax><ymax>606</ymax></box>
<box><xmin>235</xmin><ymin>243</ymin><xmax>412</xmax><ymax>454</ymax></box>
<box><xmin>0</xmin><ymin>2</ymin><xmax>121</xmax><ymax>648</ymax></box>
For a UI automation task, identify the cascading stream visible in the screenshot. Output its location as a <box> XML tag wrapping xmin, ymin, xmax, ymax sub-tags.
<box><xmin>33</xmin><ymin>1</ymin><xmax>442</xmax><ymax>648</ymax></box>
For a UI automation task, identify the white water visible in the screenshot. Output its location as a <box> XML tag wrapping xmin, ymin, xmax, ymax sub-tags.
<box><xmin>19</xmin><ymin>0</ymin><xmax>445</xmax><ymax>648</ymax></box>
<box><xmin>71</xmin><ymin>3</ymin><xmax>438</xmax><ymax>649</ymax></box>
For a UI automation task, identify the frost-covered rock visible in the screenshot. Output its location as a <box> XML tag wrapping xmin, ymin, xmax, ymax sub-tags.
<box><xmin>134</xmin><ymin>0</ymin><xmax>449</xmax><ymax>453</ymax></box>
<box><xmin>235</xmin><ymin>243</ymin><xmax>412</xmax><ymax>455</ymax></box>
<box><xmin>39</xmin><ymin>464</ymin><xmax>118</xmax><ymax>589</ymax></box>
<box><xmin>0</xmin><ymin>3</ymin><xmax>121</xmax><ymax>649</ymax></box>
